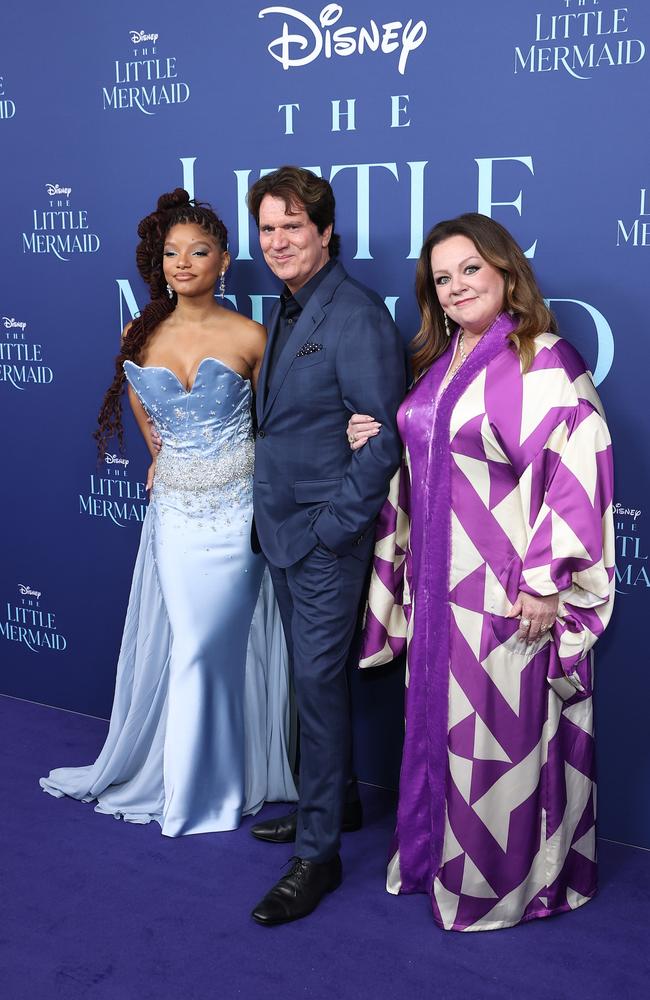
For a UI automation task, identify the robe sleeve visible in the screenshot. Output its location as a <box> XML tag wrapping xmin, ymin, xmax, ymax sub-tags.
<box><xmin>518</xmin><ymin>391</ymin><xmax>615</xmax><ymax>699</ymax></box>
<box><xmin>358</xmin><ymin>463</ymin><xmax>412</xmax><ymax>668</ymax></box>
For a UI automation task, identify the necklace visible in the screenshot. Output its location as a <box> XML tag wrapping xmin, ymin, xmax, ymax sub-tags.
<box><xmin>441</xmin><ymin>331</ymin><xmax>469</xmax><ymax>391</ymax></box>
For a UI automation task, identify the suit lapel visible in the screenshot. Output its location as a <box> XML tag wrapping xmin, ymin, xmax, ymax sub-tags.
<box><xmin>263</xmin><ymin>302</ymin><xmax>325</xmax><ymax>416</ymax></box>
<box><xmin>261</xmin><ymin>262</ymin><xmax>347</xmax><ymax>421</ymax></box>
<box><xmin>257</xmin><ymin>302</ymin><xmax>281</xmax><ymax>425</ymax></box>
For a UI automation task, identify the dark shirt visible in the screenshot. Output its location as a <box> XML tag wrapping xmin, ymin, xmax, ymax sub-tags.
<box><xmin>266</xmin><ymin>258</ymin><xmax>336</xmax><ymax>382</ymax></box>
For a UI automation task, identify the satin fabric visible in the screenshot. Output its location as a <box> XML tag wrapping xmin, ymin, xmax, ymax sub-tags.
<box><xmin>361</xmin><ymin>318</ymin><xmax>615</xmax><ymax>929</ymax></box>
<box><xmin>41</xmin><ymin>358</ymin><xmax>297</xmax><ymax>835</ymax></box>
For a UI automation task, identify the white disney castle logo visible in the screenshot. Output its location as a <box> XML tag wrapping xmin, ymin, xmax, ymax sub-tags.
<box><xmin>18</xmin><ymin>584</ymin><xmax>42</xmax><ymax>599</ymax></box>
<box><xmin>45</xmin><ymin>183</ymin><xmax>72</xmax><ymax>197</ymax></box>
<box><xmin>3</xmin><ymin>317</ymin><xmax>27</xmax><ymax>331</ymax></box>
<box><xmin>259</xmin><ymin>4</ymin><xmax>427</xmax><ymax>75</ymax></box>
<box><xmin>130</xmin><ymin>30</ymin><xmax>159</xmax><ymax>44</ymax></box>
<box><xmin>105</xmin><ymin>454</ymin><xmax>130</xmax><ymax>467</ymax></box>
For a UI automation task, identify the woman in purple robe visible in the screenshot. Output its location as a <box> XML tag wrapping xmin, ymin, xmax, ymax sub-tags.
<box><xmin>349</xmin><ymin>214</ymin><xmax>615</xmax><ymax>931</ymax></box>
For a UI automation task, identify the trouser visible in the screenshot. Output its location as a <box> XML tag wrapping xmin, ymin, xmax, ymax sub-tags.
<box><xmin>268</xmin><ymin>540</ymin><xmax>372</xmax><ymax>862</ymax></box>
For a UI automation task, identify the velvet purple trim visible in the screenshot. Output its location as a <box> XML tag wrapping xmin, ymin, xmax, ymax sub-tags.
<box><xmin>396</xmin><ymin>312</ymin><xmax>517</xmax><ymax>895</ymax></box>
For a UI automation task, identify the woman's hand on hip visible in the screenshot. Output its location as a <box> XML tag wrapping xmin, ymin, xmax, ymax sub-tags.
<box><xmin>507</xmin><ymin>591</ymin><xmax>559</xmax><ymax>643</ymax></box>
<box><xmin>148</xmin><ymin>418</ymin><xmax>163</xmax><ymax>454</ymax></box>
<box><xmin>146</xmin><ymin>458</ymin><xmax>157</xmax><ymax>494</ymax></box>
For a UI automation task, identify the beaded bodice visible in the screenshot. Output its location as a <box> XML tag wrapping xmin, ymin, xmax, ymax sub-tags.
<box><xmin>124</xmin><ymin>358</ymin><xmax>254</xmax><ymax>514</ymax></box>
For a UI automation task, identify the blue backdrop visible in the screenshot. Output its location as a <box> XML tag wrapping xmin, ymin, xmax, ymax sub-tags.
<box><xmin>1</xmin><ymin>0</ymin><xmax>648</xmax><ymax>847</ymax></box>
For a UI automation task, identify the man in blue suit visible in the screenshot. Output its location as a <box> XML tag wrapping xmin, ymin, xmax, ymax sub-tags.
<box><xmin>248</xmin><ymin>166</ymin><xmax>405</xmax><ymax>925</ymax></box>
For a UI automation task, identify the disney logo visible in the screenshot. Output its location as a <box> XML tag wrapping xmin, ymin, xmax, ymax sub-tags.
<box><xmin>3</xmin><ymin>317</ymin><xmax>27</xmax><ymax>331</ymax></box>
<box><xmin>130</xmin><ymin>30</ymin><xmax>159</xmax><ymax>44</ymax></box>
<box><xmin>18</xmin><ymin>584</ymin><xmax>41</xmax><ymax>599</ymax></box>
<box><xmin>105</xmin><ymin>454</ymin><xmax>130</xmax><ymax>467</ymax></box>
<box><xmin>45</xmin><ymin>183</ymin><xmax>72</xmax><ymax>197</ymax></box>
<box><xmin>613</xmin><ymin>502</ymin><xmax>642</xmax><ymax>520</ymax></box>
<box><xmin>259</xmin><ymin>4</ymin><xmax>427</xmax><ymax>76</ymax></box>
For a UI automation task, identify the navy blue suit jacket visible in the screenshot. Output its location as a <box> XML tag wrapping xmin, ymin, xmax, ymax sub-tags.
<box><xmin>253</xmin><ymin>261</ymin><xmax>406</xmax><ymax>569</ymax></box>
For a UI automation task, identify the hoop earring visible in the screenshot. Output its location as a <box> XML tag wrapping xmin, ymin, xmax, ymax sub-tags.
<box><xmin>219</xmin><ymin>272</ymin><xmax>226</xmax><ymax>299</ymax></box>
<box><xmin>443</xmin><ymin>313</ymin><xmax>451</xmax><ymax>337</ymax></box>
<box><xmin>166</xmin><ymin>283</ymin><xmax>174</xmax><ymax>300</ymax></box>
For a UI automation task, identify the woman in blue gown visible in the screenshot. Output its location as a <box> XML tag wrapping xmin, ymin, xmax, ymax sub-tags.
<box><xmin>40</xmin><ymin>190</ymin><xmax>297</xmax><ymax>835</ymax></box>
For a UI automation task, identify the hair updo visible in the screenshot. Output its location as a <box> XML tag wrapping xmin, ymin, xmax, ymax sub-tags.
<box><xmin>95</xmin><ymin>189</ymin><xmax>228</xmax><ymax>459</ymax></box>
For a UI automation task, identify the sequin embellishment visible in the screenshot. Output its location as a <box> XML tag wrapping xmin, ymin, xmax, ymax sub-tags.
<box><xmin>155</xmin><ymin>440</ymin><xmax>254</xmax><ymax>495</ymax></box>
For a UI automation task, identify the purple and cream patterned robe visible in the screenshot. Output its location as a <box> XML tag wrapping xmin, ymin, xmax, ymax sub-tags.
<box><xmin>360</xmin><ymin>313</ymin><xmax>615</xmax><ymax>932</ymax></box>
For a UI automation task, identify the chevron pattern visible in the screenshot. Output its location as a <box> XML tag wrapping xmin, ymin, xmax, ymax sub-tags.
<box><xmin>363</xmin><ymin>331</ymin><xmax>615</xmax><ymax>931</ymax></box>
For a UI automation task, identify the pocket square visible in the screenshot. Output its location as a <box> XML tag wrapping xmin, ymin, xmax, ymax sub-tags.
<box><xmin>295</xmin><ymin>342</ymin><xmax>323</xmax><ymax>358</ymax></box>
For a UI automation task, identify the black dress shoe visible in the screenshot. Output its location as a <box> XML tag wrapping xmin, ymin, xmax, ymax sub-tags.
<box><xmin>250</xmin><ymin>799</ymin><xmax>363</xmax><ymax>843</ymax></box>
<box><xmin>252</xmin><ymin>855</ymin><xmax>342</xmax><ymax>926</ymax></box>
<box><xmin>250</xmin><ymin>811</ymin><xmax>299</xmax><ymax>843</ymax></box>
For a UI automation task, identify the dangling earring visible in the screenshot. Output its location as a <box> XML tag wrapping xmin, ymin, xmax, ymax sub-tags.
<box><xmin>443</xmin><ymin>313</ymin><xmax>451</xmax><ymax>337</ymax></box>
<box><xmin>166</xmin><ymin>283</ymin><xmax>174</xmax><ymax>300</ymax></box>
<box><xmin>219</xmin><ymin>272</ymin><xmax>226</xmax><ymax>299</ymax></box>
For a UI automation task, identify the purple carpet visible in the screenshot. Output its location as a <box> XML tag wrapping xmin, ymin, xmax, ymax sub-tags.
<box><xmin>2</xmin><ymin>694</ymin><xmax>649</xmax><ymax>1000</ymax></box>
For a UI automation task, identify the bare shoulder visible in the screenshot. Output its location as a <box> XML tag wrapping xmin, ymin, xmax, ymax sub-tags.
<box><xmin>223</xmin><ymin>309</ymin><xmax>266</xmax><ymax>339</ymax></box>
<box><xmin>222</xmin><ymin>311</ymin><xmax>267</xmax><ymax>357</ymax></box>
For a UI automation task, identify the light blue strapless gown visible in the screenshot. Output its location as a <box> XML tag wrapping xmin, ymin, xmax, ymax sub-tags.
<box><xmin>41</xmin><ymin>358</ymin><xmax>297</xmax><ymax>836</ymax></box>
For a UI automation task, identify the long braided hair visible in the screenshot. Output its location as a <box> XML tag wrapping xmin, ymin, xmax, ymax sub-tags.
<box><xmin>95</xmin><ymin>188</ymin><xmax>228</xmax><ymax>458</ymax></box>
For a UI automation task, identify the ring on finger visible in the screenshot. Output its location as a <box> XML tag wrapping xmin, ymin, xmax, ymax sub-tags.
<box><xmin>347</xmin><ymin>432</ymin><xmax>356</xmax><ymax>444</ymax></box>
<box><xmin>520</xmin><ymin>617</ymin><xmax>531</xmax><ymax>629</ymax></box>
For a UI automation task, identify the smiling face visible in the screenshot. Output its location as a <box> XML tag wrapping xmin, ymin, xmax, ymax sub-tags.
<box><xmin>258</xmin><ymin>194</ymin><xmax>332</xmax><ymax>293</ymax></box>
<box><xmin>430</xmin><ymin>234</ymin><xmax>505</xmax><ymax>336</ymax></box>
<box><xmin>162</xmin><ymin>222</ymin><xmax>229</xmax><ymax>299</ymax></box>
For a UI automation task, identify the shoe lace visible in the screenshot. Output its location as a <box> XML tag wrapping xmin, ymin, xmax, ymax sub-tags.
<box><xmin>282</xmin><ymin>856</ymin><xmax>310</xmax><ymax>884</ymax></box>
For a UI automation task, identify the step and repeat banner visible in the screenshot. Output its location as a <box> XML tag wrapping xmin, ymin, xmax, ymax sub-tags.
<box><xmin>1</xmin><ymin>1</ymin><xmax>648</xmax><ymax>846</ymax></box>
